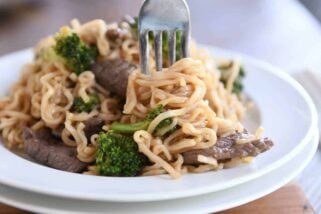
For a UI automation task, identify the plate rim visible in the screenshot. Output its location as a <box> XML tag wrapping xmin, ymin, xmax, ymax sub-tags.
<box><xmin>0</xmin><ymin>128</ymin><xmax>318</xmax><ymax>214</ymax></box>
<box><xmin>0</xmin><ymin>46</ymin><xmax>318</xmax><ymax>202</ymax></box>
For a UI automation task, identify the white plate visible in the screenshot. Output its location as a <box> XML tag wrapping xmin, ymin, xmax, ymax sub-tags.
<box><xmin>0</xmin><ymin>128</ymin><xmax>318</xmax><ymax>214</ymax></box>
<box><xmin>0</xmin><ymin>47</ymin><xmax>318</xmax><ymax>202</ymax></box>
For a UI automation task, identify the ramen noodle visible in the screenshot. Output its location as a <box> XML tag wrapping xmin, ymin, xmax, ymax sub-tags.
<box><xmin>0</xmin><ymin>18</ymin><xmax>273</xmax><ymax>179</ymax></box>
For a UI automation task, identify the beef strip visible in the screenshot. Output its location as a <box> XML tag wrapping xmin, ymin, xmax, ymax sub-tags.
<box><xmin>106</xmin><ymin>28</ymin><xmax>130</xmax><ymax>41</ymax></box>
<box><xmin>23</xmin><ymin>128</ymin><xmax>88</xmax><ymax>173</ymax></box>
<box><xmin>50</xmin><ymin>117</ymin><xmax>104</xmax><ymax>140</ymax></box>
<box><xmin>83</xmin><ymin>117</ymin><xmax>104</xmax><ymax>139</ymax></box>
<box><xmin>91</xmin><ymin>59</ymin><xmax>136</xmax><ymax>99</ymax></box>
<box><xmin>51</xmin><ymin>124</ymin><xmax>64</xmax><ymax>138</ymax></box>
<box><xmin>106</xmin><ymin>28</ymin><xmax>122</xmax><ymax>41</ymax></box>
<box><xmin>182</xmin><ymin>131</ymin><xmax>273</xmax><ymax>165</ymax></box>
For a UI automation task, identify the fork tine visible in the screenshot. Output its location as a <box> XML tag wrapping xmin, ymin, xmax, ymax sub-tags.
<box><xmin>139</xmin><ymin>30</ymin><xmax>149</xmax><ymax>74</ymax></box>
<box><xmin>181</xmin><ymin>27</ymin><xmax>190</xmax><ymax>57</ymax></box>
<box><xmin>168</xmin><ymin>30</ymin><xmax>176</xmax><ymax>65</ymax></box>
<box><xmin>154</xmin><ymin>31</ymin><xmax>163</xmax><ymax>71</ymax></box>
<box><xmin>138</xmin><ymin>0</ymin><xmax>191</xmax><ymax>73</ymax></box>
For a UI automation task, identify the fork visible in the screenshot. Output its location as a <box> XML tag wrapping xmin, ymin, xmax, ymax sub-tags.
<box><xmin>138</xmin><ymin>0</ymin><xmax>191</xmax><ymax>74</ymax></box>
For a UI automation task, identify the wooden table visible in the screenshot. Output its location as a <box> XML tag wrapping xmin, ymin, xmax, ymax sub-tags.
<box><xmin>0</xmin><ymin>0</ymin><xmax>321</xmax><ymax>213</ymax></box>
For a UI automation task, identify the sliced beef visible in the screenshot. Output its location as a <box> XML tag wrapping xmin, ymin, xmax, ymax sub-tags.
<box><xmin>182</xmin><ymin>131</ymin><xmax>273</xmax><ymax>165</ymax></box>
<box><xmin>84</xmin><ymin>117</ymin><xmax>104</xmax><ymax>139</ymax></box>
<box><xmin>51</xmin><ymin>124</ymin><xmax>64</xmax><ymax>138</ymax></box>
<box><xmin>23</xmin><ymin>128</ymin><xmax>88</xmax><ymax>173</ymax></box>
<box><xmin>106</xmin><ymin>28</ymin><xmax>130</xmax><ymax>41</ymax></box>
<box><xmin>51</xmin><ymin>117</ymin><xmax>104</xmax><ymax>141</ymax></box>
<box><xmin>106</xmin><ymin>28</ymin><xmax>121</xmax><ymax>41</ymax></box>
<box><xmin>91</xmin><ymin>59</ymin><xmax>136</xmax><ymax>99</ymax></box>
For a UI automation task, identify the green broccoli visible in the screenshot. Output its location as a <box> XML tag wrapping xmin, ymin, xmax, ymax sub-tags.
<box><xmin>38</xmin><ymin>46</ymin><xmax>60</xmax><ymax>63</ymax></box>
<box><xmin>219</xmin><ymin>63</ymin><xmax>245</xmax><ymax>96</ymax></box>
<box><xmin>130</xmin><ymin>17</ymin><xmax>182</xmax><ymax>64</ymax></box>
<box><xmin>110</xmin><ymin>105</ymin><xmax>174</xmax><ymax>134</ymax></box>
<box><xmin>129</xmin><ymin>17</ymin><xmax>139</xmax><ymax>36</ymax></box>
<box><xmin>232</xmin><ymin>66</ymin><xmax>245</xmax><ymax>95</ymax></box>
<box><xmin>96</xmin><ymin>132</ymin><xmax>147</xmax><ymax>176</ymax></box>
<box><xmin>72</xmin><ymin>94</ymin><xmax>100</xmax><ymax>113</ymax></box>
<box><xmin>161</xmin><ymin>31</ymin><xmax>183</xmax><ymax>63</ymax></box>
<box><xmin>54</xmin><ymin>30</ymin><xmax>98</xmax><ymax>75</ymax></box>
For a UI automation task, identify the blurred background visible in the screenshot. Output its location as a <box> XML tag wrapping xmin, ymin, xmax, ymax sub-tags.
<box><xmin>1</xmin><ymin>0</ymin><xmax>321</xmax><ymax>72</ymax></box>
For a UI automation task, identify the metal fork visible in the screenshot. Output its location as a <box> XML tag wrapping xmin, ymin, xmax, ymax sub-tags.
<box><xmin>138</xmin><ymin>0</ymin><xmax>191</xmax><ymax>74</ymax></box>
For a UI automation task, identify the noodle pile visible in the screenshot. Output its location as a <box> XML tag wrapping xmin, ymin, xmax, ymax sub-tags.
<box><xmin>0</xmin><ymin>19</ymin><xmax>247</xmax><ymax>178</ymax></box>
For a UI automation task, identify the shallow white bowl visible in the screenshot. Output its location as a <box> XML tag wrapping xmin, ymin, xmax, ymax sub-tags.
<box><xmin>0</xmin><ymin>127</ymin><xmax>318</xmax><ymax>214</ymax></box>
<box><xmin>0</xmin><ymin>46</ymin><xmax>318</xmax><ymax>202</ymax></box>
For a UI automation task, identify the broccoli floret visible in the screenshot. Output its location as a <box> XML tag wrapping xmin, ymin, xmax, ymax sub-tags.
<box><xmin>146</xmin><ymin>104</ymin><xmax>166</xmax><ymax>120</ymax></box>
<box><xmin>96</xmin><ymin>132</ymin><xmax>147</xmax><ymax>176</ymax></box>
<box><xmin>72</xmin><ymin>94</ymin><xmax>100</xmax><ymax>113</ymax></box>
<box><xmin>219</xmin><ymin>63</ymin><xmax>246</xmax><ymax>96</ymax></box>
<box><xmin>129</xmin><ymin>17</ymin><xmax>139</xmax><ymax>36</ymax></box>
<box><xmin>54</xmin><ymin>30</ymin><xmax>97</xmax><ymax>75</ymax></box>
<box><xmin>130</xmin><ymin>17</ymin><xmax>182</xmax><ymax>64</ymax></box>
<box><xmin>232</xmin><ymin>66</ymin><xmax>245</xmax><ymax>95</ymax></box>
<box><xmin>38</xmin><ymin>46</ymin><xmax>60</xmax><ymax>63</ymax></box>
<box><xmin>155</xmin><ymin>116</ymin><xmax>173</xmax><ymax>132</ymax></box>
<box><xmin>110</xmin><ymin>105</ymin><xmax>174</xmax><ymax>134</ymax></box>
<box><xmin>161</xmin><ymin>31</ymin><xmax>183</xmax><ymax>62</ymax></box>
<box><xmin>146</xmin><ymin>105</ymin><xmax>173</xmax><ymax>133</ymax></box>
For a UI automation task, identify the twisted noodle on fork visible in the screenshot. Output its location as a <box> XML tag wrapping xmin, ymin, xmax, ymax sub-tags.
<box><xmin>124</xmin><ymin>58</ymin><xmax>244</xmax><ymax>177</ymax></box>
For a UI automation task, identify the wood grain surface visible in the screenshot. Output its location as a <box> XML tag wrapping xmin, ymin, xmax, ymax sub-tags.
<box><xmin>0</xmin><ymin>184</ymin><xmax>314</xmax><ymax>214</ymax></box>
<box><xmin>217</xmin><ymin>184</ymin><xmax>315</xmax><ymax>214</ymax></box>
